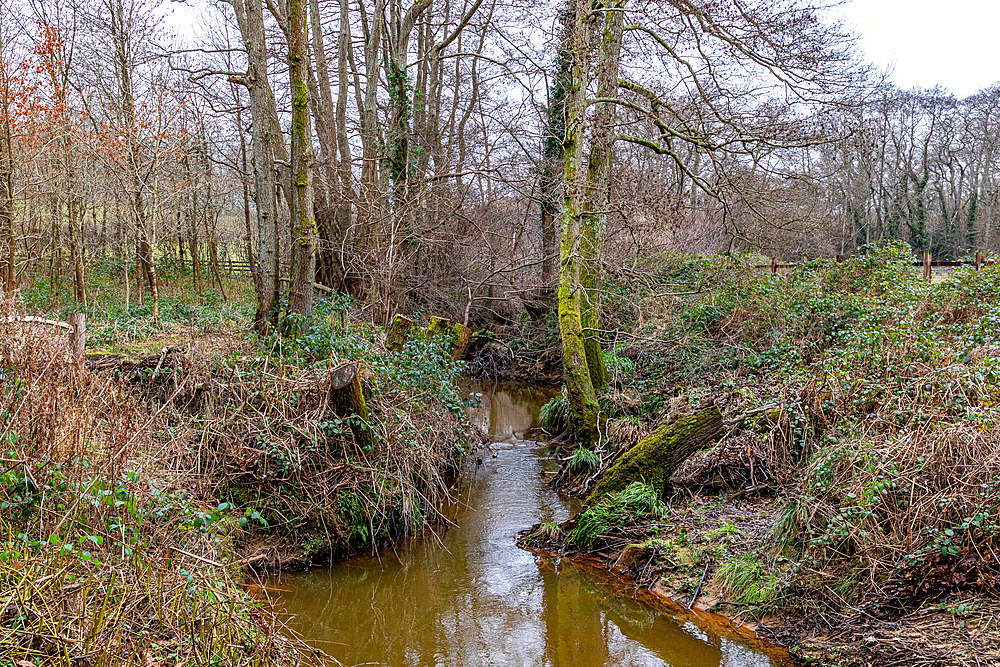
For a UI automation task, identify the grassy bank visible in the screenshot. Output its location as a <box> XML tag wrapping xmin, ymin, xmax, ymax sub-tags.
<box><xmin>529</xmin><ymin>244</ymin><xmax>1000</xmax><ymax>666</ymax></box>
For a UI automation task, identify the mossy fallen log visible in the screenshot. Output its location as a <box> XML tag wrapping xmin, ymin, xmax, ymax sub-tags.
<box><xmin>585</xmin><ymin>404</ymin><xmax>722</xmax><ymax>507</ymax></box>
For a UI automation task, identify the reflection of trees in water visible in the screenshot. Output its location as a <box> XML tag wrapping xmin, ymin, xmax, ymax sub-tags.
<box><xmin>541</xmin><ymin>560</ymin><xmax>610</xmax><ymax>666</ymax></box>
<box><xmin>461</xmin><ymin>381</ymin><xmax>555</xmax><ymax>441</ymax></box>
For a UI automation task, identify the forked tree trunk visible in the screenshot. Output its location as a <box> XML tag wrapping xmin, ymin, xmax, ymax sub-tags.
<box><xmin>557</xmin><ymin>0</ymin><xmax>625</xmax><ymax>446</ymax></box>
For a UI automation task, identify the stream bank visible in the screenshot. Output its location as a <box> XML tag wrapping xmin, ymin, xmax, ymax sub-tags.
<box><xmin>264</xmin><ymin>381</ymin><xmax>789</xmax><ymax>667</ymax></box>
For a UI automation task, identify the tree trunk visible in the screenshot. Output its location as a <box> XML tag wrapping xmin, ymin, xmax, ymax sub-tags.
<box><xmin>578</xmin><ymin>0</ymin><xmax>624</xmax><ymax>392</ymax></box>
<box><xmin>231</xmin><ymin>0</ymin><xmax>284</xmax><ymax>330</ymax></box>
<box><xmin>0</xmin><ymin>46</ymin><xmax>12</xmax><ymax>295</ymax></box>
<box><xmin>558</xmin><ymin>0</ymin><xmax>601</xmax><ymax>448</ymax></box>
<box><xmin>286</xmin><ymin>0</ymin><xmax>316</xmax><ymax>330</ymax></box>
<box><xmin>329</xmin><ymin>362</ymin><xmax>375</xmax><ymax>453</ymax></box>
<box><xmin>540</xmin><ymin>10</ymin><xmax>572</xmax><ymax>294</ymax></box>
<box><xmin>586</xmin><ymin>405</ymin><xmax>722</xmax><ymax>506</ymax></box>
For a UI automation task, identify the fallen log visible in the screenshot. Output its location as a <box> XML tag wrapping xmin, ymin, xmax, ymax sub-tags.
<box><xmin>329</xmin><ymin>362</ymin><xmax>375</xmax><ymax>452</ymax></box>
<box><xmin>585</xmin><ymin>404</ymin><xmax>723</xmax><ymax>506</ymax></box>
<box><xmin>85</xmin><ymin>348</ymin><xmax>185</xmax><ymax>373</ymax></box>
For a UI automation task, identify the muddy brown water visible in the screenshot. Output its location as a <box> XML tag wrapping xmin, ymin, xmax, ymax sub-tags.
<box><xmin>265</xmin><ymin>381</ymin><xmax>788</xmax><ymax>667</ymax></box>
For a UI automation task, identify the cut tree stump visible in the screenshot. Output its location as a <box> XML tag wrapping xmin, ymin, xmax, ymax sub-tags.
<box><xmin>329</xmin><ymin>362</ymin><xmax>375</xmax><ymax>452</ymax></box>
<box><xmin>385</xmin><ymin>313</ymin><xmax>470</xmax><ymax>360</ymax></box>
<box><xmin>68</xmin><ymin>313</ymin><xmax>86</xmax><ymax>360</ymax></box>
<box><xmin>385</xmin><ymin>314</ymin><xmax>414</xmax><ymax>352</ymax></box>
<box><xmin>585</xmin><ymin>404</ymin><xmax>723</xmax><ymax>506</ymax></box>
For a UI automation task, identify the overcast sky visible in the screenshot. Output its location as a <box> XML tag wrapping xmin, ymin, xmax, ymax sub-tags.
<box><xmin>837</xmin><ymin>0</ymin><xmax>1000</xmax><ymax>97</ymax></box>
<box><xmin>163</xmin><ymin>1</ymin><xmax>999</xmax><ymax>99</ymax></box>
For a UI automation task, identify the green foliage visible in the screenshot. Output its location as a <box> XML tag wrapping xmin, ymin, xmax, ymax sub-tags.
<box><xmin>716</xmin><ymin>554</ymin><xmax>780</xmax><ymax>605</ymax></box>
<box><xmin>571</xmin><ymin>482</ymin><xmax>666</xmax><ymax>550</ymax></box>
<box><xmin>570</xmin><ymin>447</ymin><xmax>598</xmax><ymax>474</ymax></box>
<box><xmin>540</xmin><ymin>389</ymin><xmax>568</xmax><ymax>432</ymax></box>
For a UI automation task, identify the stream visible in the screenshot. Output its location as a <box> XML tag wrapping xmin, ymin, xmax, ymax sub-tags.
<box><xmin>265</xmin><ymin>381</ymin><xmax>787</xmax><ymax>667</ymax></box>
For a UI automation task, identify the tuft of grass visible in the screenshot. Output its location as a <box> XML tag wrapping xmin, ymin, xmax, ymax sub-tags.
<box><xmin>520</xmin><ymin>521</ymin><xmax>565</xmax><ymax>548</ymax></box>
<box><xmin>571</xmin><ymin>482</ymin><xmax>667</xmax><ymax>550</ymax></box>
<box><xmin>716</xmin><ymin>554</ymin><xmax>779</xmax><ymax>606</ymax></box>
<box><xmin>540</xmin><ymin>390</ymin><xmax>568</xmax><ymax>432</ymax></box>
<box><xmin>570</xmin><ymin>447</ymin><xmax>599</xmax><ymax>474</ymax></box>
<box><xmin>707</xmin><ymin>520</ymin><xmax>741</xmax><ymax>541</ymax></box>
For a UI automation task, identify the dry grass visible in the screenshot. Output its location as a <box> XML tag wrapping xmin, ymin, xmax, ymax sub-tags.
<box><xmin>0</xmin><ymin>299</ymin><xmax>320</xmax><ymax>666</ymax></box>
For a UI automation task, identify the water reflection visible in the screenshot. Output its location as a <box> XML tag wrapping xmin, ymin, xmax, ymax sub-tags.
<box><xmin>267</xmin><ymin>382</ymin><xmax>784</xmax><ymax>667</ymax></box>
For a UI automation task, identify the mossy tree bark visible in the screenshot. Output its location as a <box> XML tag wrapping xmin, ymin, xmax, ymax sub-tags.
<box><xmin>385</xmin><ymin>314</ymin><xmax>469</xmax><ymax>359</ymax></box>
<box><xmin>557</xmin><ymin>0</ymin><xmax>625</xmax><ymax>445</ymax></box>
<box><xmin>287</xmin><ymin>0</ymin><xmax>317</xmax><ymax>332</ymax></box>
<box><xmin>539</xmin><ymin>10</ymin><xmax>572</xmax><ymax>292</ymax></box>
<box><xmin>231</xmin><ymin>0</ymin><xmax>286</xmax><ymax>331</ymax></box>
<box><xmin>579</xmin><ymin>0</ymin><xmax>623</xmax><ymax>392</ymax></box>
<box><xmin>558</xmin><ymin>0</ymin><xmax>601</xmax><ymax>448</ymax></box>
<box><xmin>385</xmin><ymin>314</ymin><xmax>414</xmax><ymax>352</ymax></box>
<box><xmin>330</xmin><ymin>362</ymin><xmax>375</xmax><ymax>453</ymax></box>
<box><xmin>585</xmin><ymin>404</ymin><xmax>722</xmax><ymax>506</ymax></box>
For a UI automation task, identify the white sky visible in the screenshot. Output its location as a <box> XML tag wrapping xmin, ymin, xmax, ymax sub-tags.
<box><xmin>837</xmin><ymin>0</ymin><xmax>1000</xmax><ymax>97</ymax></box>
<box><xmin>161</xmin><ymin>1</ymin><xmax>1000</xmax><ymax>99</ymax></box>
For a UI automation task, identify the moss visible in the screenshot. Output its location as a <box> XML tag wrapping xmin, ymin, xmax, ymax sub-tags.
<box><xmin>385</xmin><ymin>314</ymin><xmax>414</xmax><ymax>352</ymax></box>
<box><xmin>586</xmin><ymin>404</ymin><xmax>723</xmax><ymax>506</ymax></box>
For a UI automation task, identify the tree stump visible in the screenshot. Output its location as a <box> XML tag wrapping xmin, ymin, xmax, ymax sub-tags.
<box><xmin>330</xmin><ymin>362</ymin><xmax>375</xmax><ymax>452</ymax></box>
<box><xmin>452</xmin><ymin>324</ymin><xmax>471</xmax><ymax>360</ymax></box>
<box><xmin>585</xmin><ymin>404</ymin><xmax>722</xmax><ymax>506</ymax></box>
<box><xmin>68</xmin><ymin>313</ymin><xmax>86</xmax><ymax>361</ymax></box>
<box><xmin>385</xmin><ymin>313</ymin><xmax>470</xmax><ymax>360</ymax></box>
<box><xmin>427</xmin><ymin>316</ymin><xmax>470</xmax><ymax>360</ymax></box>
<box><xmin>385</xmin><ymin>314</ymin><xmax>413</xmax><ymax>352</ymax></box>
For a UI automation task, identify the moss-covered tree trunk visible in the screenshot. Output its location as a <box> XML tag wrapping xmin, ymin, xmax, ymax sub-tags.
<box><xmin>585</xmin><ymin>405</ymin><xmax>722</xmax><ymax>506</ymax></box>
<box><xmin>557</xmin><ymin>0</ymin><xmax>625</xmax><ymax>445</ymax></box>
<box><xmin>287</xmin><ymin>0</ymin><xmax>317</xmax><ymax>331</ymax></box>
<box><xmin>558</xmin><ymin>0</ymin><xmax>602</xmax><ymax>448</ymax></box>
<box><xmin>579</xmin><ymin>0</ymin><xmax>623</xmax><ymax>392</ymax></box>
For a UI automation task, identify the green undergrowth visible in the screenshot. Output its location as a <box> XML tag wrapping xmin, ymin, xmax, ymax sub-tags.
<box><xmin>133</xmin><ymin>297</ymin><xmax>477</xmax><ymax>561</ymax></box>
<box><xmin>21</xmin><ymin>260</ymin><xmax>478</xmax><ymax>561</ymax></box>
<box><xmin>571</xmin><ymin>482</ymin><xmax>666</xmax><ymax>550</ymax></box>
<box><xmin>573</xmin><ymin>243</ymin><xmax>1000</xmax><ymax>617</ymax></box>
<box><xmin>23</xmin><ymin>258</ymin><xmax>256</xmax><ymax>353</ymax></box>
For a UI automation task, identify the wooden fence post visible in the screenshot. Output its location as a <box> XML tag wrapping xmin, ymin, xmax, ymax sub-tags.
<box><xmin>976</xmin><ymin>251</ymin><xmax>983</xmax><ymax>271</ymax></box>
<box><xmin>68</xmin><ymin>313</ymin><xmax>86</xmax><ymax>360</ymax></box>
<box><xmin>923</xmin><ymin>252</ymin><xmax>932</xmax><ymax>282</ymax></box>
<box><xmin>770</xmin><ymin>257</ymin><xmax>777</xmax><ymax>275</ymax></box>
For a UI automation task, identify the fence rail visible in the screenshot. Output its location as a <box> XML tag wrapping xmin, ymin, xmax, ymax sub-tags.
<box><xmin>755</xmin><ymin>251</ymin><xmax>989</xmax><ymax>281</ymax></box>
